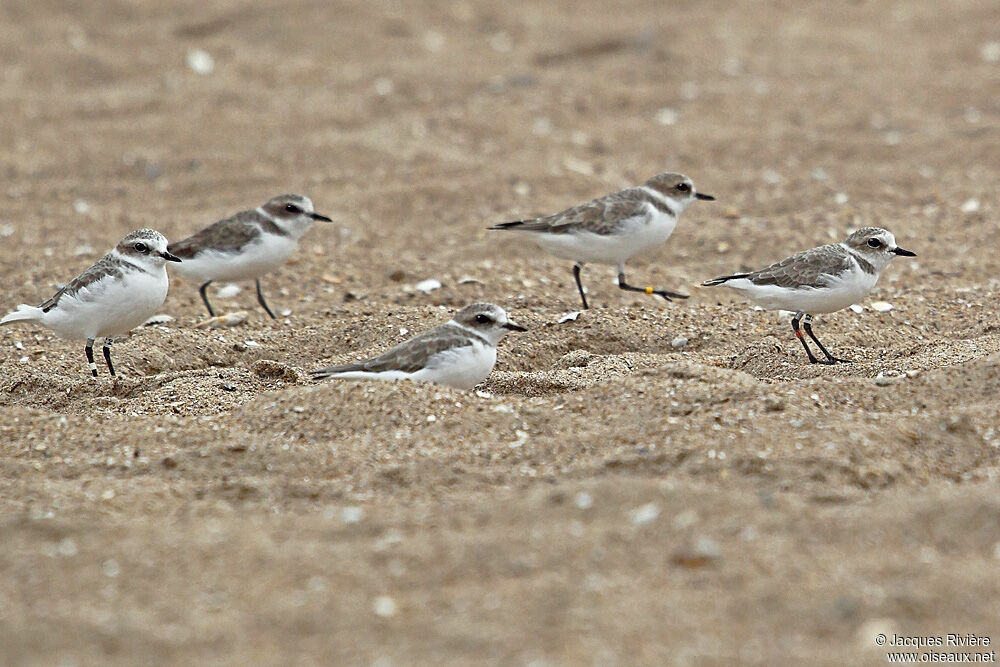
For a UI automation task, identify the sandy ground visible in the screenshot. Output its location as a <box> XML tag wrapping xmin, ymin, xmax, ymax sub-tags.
<box><xmin>1</xmin><ymin>0</ymin><xmax>1000</xmax><ymax>664</ymax></box>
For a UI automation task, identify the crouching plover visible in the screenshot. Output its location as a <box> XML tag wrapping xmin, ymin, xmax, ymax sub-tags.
<box><xmin>168</xmin><ymin>194</ymin><xmax>331</xmax><ymax>319</ymax></box>
<box><xmin>489</xmin><ymin>172</ymin><xmax>714</xmax><ymax>309</ymax></box>
<box><xmin>1</xmin><ymin>229</ymin><xmax>181</xmax><ymax>377</ymax></box>
<box><xmin>310</xmin><ymin>303</ymin><xmax>526</xmax><ymax>390</ymax></box>
<box><xmin>702</xmin><ymin>227</ymin><xmax>916</xmax><ymax>364</ymax></box>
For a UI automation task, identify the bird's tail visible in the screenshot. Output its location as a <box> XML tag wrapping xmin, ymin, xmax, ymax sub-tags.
<box><xmin>1</xmin><ymin>304</ymin><xmax>44</xmax><ymax>326</ymax></box>
<box><xmin>701</xmin><ymin>273</ymin><xmax>749</xmax><ymax>287</ymax></box>
<box><xmin>309</xmin><ymin>365</ymin><xmax>351</xmax><ymax>380</ymax></box>
<box><xmin>487</xmin><ymin>220</ymin><xmax>532</xmax><ymax>231</ymax></box>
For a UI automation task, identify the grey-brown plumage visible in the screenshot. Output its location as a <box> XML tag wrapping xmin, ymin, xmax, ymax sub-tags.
<box><xmin>169</xmin><ymin>210</ymin><xmax>285</xmax><ymax>258</ymax></box>
<box><xmin>703</xmin><ymin>229</ymin><xmax>881</xmax><ymax>290</ymax></box>
<box><xmin>39</xmin><ymin>229</ymin><xmax>172</xmax><ymax>312</ymax></box>
<box><xmin>701</xmin><ymin>227</ymin><xmax>916</xmax><ymax>365</ymax></box>
<box><xmin>492</xmin><ymin>187</ymin><xmax>676</xmax><ymax>236</ymax></box>
<box><xmin>704</xmin><ymin>246</ymin><xmax>856</xmax><ymax>290</ymax></box>
<box><xmin>315</xmin><ymin>325</ymin><xmax>486</xmax><ymax>375</ymax></box>
<box><xmin>1</xmin><ymin>228</ymin><xmax>180</xmax><ymax>377</ymax></box>
<box><xmin>39</xmin><ymin>255</ymin><xmax>140</xmax><ymax>312</ymax></box>
<box><xmin>489</xmin><ymin>172</ymin><xmax>714</xmax><ymax>309</ymax></box>
<box><xmin>310</xmin><ymin>303</ymin><xmax>526</xmax><ymax>390</ymax></box>
<box><xmin>167</xmin><ymin>194</ymin><xmax>331</xmax><ymax>318</ymax></box>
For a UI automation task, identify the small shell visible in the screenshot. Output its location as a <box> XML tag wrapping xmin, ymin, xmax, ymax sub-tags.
<box><xmin>143</xmin><ymin>314</ymin><xmax>174</xmax><ymax>326</ymax></box>
<box><xmin>871</xmin><ymin>301</ymin><xmax>893</xmax><ymax>313</ymax></box>
<box><xmin>195</xmin><ymin>310</ymin><xmax>250</xmax><ymax>329</ymax></box>
<box><xmin>558</xmin><ymin>311</ymin><xmax>581</xmax><ymax>323</ymax></box>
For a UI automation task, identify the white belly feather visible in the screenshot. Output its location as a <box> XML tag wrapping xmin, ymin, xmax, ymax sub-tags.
<box><xmin>526</xmin><ymin>206</ymin><xmax>676</xmax><ymax>265</ymax></box>
<box><xmin>42</xmin><ymin>268</ymin><xmax>169</xmax><ymax>340</ymax></box>
<box><xmin>722</xmin><ymin>268</ymin><xmax>878</xmax><ymax>314</ymax></box>
<box><xmin>172</xmin><ymin>234</ymin><xmax>298</xmax><ymax>283</ymax></box>
<box><xmin>325</xmin><ymin>341</ymin><xmax>498</xmax><ymax>391</ymax></box>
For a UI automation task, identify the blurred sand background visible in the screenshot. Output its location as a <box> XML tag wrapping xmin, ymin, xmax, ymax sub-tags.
<box><xmin>1</xmin><ymin>0</ymin><xmax>1000</xmax><ymax>664</ymax></box>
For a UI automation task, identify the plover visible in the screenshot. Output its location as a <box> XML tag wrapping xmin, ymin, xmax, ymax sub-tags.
<box><xmin>168</xmin><ymin>194</ymin><xmax>331</xmax><ymax>319</ymax></box>
<box><xmin>489</xmin><ymin>172</ymin><xmax>714</xmax><ymax>309</ymax></box>
<box><xmin>702</xmin><ymin>227</ymin><xmax>916</xmax><ymax>364</ymax></box>
<box><xmin>310</xmin><ymin>303</ymin><xmax>526</xmax><ymax>390</ymax></box>
<box><xmin>1</xmin><ymin>229</ymin><xmax>181</xmax><ymax>377</ymax></box>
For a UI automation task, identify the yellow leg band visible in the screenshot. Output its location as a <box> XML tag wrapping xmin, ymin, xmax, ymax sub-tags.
<box><xmin>645</xmin><ymin>286</ymin><xmax>654</xmax><ymax>294</ymax></box>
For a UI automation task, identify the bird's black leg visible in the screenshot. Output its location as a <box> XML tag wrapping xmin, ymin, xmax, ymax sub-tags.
<box><xmin>803</xmin><ymin>314</ymin><xmax>852</xmax><ymax>364</ymax></box>
<box><xmin>256</xmin><ymin>279</ymin><xmax>277</xmax><ymax>320</ymax></box>
<box><xmin>572</xmin><ymin>263</ymin><xmax>589</xmax><ymax>310</ymax></box>
<box><xmin>199</xmin><ymin>281</ymin><xmax>216</xmax><ymax>317</ymax></box>
<box><xmin>102</xmin><ymin>338</ymin><xmax>116</xmax><ymax>377</ymax></box>
<box><xmin>616</xmin><ymin>264</ymin><xmax>688</xmax><ymax>302</ymax></box>
<box><xmin>85</xmin><ymin>338</ymin><xmax>98</xmax><ymax>377</ymax></box>
<box><xmin>791</xmin><ymin>311</ymin><xmax>823</xmax><ymax>364</ymax></box>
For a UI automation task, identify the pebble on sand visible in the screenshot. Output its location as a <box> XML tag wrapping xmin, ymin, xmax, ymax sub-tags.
<box><xmin>340</xmin><ymin>506</ymin><xmax>365</xmax><ymax>524</ymax></box>
<box><xmin>373</xmin><ymin>596</ymin><xmax>398</xmax><ymax>618</ymax></box>
<box><xmin>629</xmin><ymin>502</ymin><xmax>660</xmax><ymax>527</ymax></box>
<box><xmin>415</xmin><ymin>278</ymin><xmax>442</xmax><ymax>293</ymax></box>
<box><xmin>960</xmin><ymin>198</ymin><xmax>980</xmax><ymax>214</ymax></box>
<box><xmin>186</xmin><ymin>49</ymin><xmax>215</xmax><ymax>75</ymax></box>
<box><xmin>215</xmin><ymin>284</ymin><xmax>242</xmax><ymax>299</ymax></box>
<box><xmin>669</xmin><ymin>536</ymin><xmax>721</xmax><ymax>568</ymax></box>
<box><xmin>870</xmin><ymin>301</ymin><xmax>893</xmax><ymax>313</ymax></box>
<box><xmin>980</xmin><ymin>41</ymin><xmax>1000</xmax><ymax>63</ymax></box>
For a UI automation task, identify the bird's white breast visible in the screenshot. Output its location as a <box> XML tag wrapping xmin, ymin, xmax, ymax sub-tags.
<box><xmin>411</xmin><ymin>340</ymin><xmax>497</xmax><ymax>390</ymax></box>
<box><xmin>43</xmin><ymin>266</ymin><xmax>169</xmax><ymax>340</ymax></box>
<box><xmin>172</xmin><ymin>233</ymin><xmax>299</xmax><ymax>283</ymax></box>
<box><xmin>723</xmin><ymin>266</ymin><xmax>878</xmax><ymax>314</ymax></box>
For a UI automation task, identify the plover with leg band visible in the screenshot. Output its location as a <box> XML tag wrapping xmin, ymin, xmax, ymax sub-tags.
<box><xmin>702</xmin><ymin>227</ymin><xmax>915</xmax><ymax>364</ymax></box>
<box><xmin>1</xmin><ymin>229</ymin><xmax>180</xmax><ymax>377</ymax></box>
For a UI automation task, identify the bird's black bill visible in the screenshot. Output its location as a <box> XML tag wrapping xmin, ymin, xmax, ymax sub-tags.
<box><xmin>695</xmin><ymin>192</ymin><xmax>715</xmax><ymax>201</ymax></box>
<box><xmin>311</xmin><ymin>213</ymin><xmax>333</xmax><ymax>222</ymax></box>
<box><xmin>504</xmin><ymin>322</ymin><xmax>528</xmax><ymax>332</ymax></box>
<box><xmin>893</xmin><ymin>247</ymin><xmax>916</xmax><ymax>257</ymax></box>
<box><xmin>161</xmin><ymin>251</ymin><xmax>182</xmax><ymax>262</ymax></box>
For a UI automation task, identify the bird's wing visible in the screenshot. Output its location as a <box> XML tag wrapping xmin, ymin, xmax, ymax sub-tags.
<box><xmin>313</xmin><ymin>325</ymin><xmax>477</xmax><ymax>375</ymax></box>
<box><xmin>38</xmin><ymin>253</ymin><xmax>129</xmax><ymax>312</ymax></box>
<box><xmin>492</xmin><ymin>188</ymin><xmax>649</xmax><ymax>236</ymax></box>
<box><xmin>168</xmin><ymin>211</ymin><xmax>263</xmax><ymax>257</ymax></box>
<box><xmin>746</xmin><ymin>244</ymin><xmax>854</xmax><ymax>289</ymax></box>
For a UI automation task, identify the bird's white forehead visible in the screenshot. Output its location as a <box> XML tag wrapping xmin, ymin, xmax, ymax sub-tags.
<box><xmin>122</xmin><ymin>228</ymin><xmax>168</xmax><ymax>245</ymax></box>
<box><xmin>269</xmin><ymin>194</ymin><xmax>313</xmax><ymax>210</ymax></box>
<box><xmin>455</xmin><ymin>302</ymin><xmax>508</xmax><ymax>324</ymax></box>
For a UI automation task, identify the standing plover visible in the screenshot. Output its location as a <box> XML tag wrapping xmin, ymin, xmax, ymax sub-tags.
<box><xmin>310</xmin><ymin>303</ymin><xmax>526</xmax><ymax>390</ymax></box>
<box><xmin>489</xmin><ymin>172</ymin><xmax>714</xmax><ymax>309</ymax></box>
<box><xmin>168</xmin><ymin>194</ymin><xmax>331</xmax><ymax>319</ymax></box>
<box><xmin>702</xmin><ymin>227</ymin><xmax>916</xmax><ymax>364</ymax></box>
<box><xmin>1</xmin><ymin>229</ymin><xmax>181</xmax><ymax>377</ymax></box>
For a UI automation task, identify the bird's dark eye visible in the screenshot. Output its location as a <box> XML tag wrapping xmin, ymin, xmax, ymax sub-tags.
<box><xmin>285</xmin><ymin>203</ymin><xmax>302</xmax><ymax>214</ymax></box>
<box><xmin>867</xmin><ymin>238</ymin><xmax>882</xmax><ymax>248</ymax></box>
<box><xmin>475</xmin><ymin>314</ymin><xmax>493</xmax><ymax>324</ymax></box>
<box><xmin>134</xmin><ymin>242</ymin><xmax>148</xmax><ymax>253</ymax></box>
<box><xmin>675</xmin><ymin>182</ymin><xmax>690</xmax><ymax>192</ymax></box>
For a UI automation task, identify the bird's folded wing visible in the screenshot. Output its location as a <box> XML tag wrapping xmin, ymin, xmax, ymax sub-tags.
<box><xmin>315</xmin><ymin>326</ymin><xmax>476</xmax><ymax>375</ymax></box>
<box><xmin>501</xmin><ymin>189</ymin><xmax>648</xmax><ymax>236</ymax></box>
<box><xmin>746</xmin><ymin>245</ymin><xmax>853</xmax><ymax>289</ymax></box>
<box><xmin>38</xmin><ymin>254</ymin><xmax>127</xmax><ymax>312</ymax></box>
<box><xmin>168</xmin><ymin>212</ymin><xmax>263</xmax><ymax>257</ymax></box>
